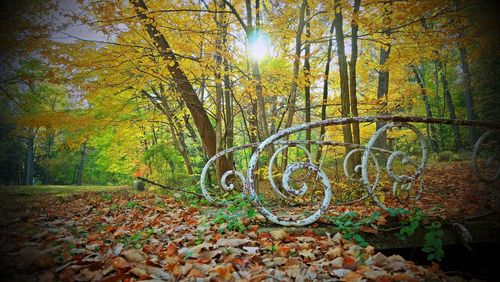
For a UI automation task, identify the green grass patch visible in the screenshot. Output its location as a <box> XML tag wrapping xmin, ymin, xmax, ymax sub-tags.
<box><xmin>0</xmin><ymin>185</ymin><xmax>131</xmax><ymax>198</ymax></box>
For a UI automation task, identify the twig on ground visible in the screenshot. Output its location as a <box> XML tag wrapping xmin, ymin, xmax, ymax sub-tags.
<box><xmin>137</xmin><ymin>177</ymin><xmax>203</xmax><ymax>197</ymax></box>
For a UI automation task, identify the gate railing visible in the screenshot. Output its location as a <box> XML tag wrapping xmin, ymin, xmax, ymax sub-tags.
<box><xmin>200</xmin><ymin>116</ymin><xmax>500</xmax><ymax>226</ymax></box>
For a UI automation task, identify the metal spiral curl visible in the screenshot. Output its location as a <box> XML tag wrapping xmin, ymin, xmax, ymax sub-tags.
<box><xmin>343</xmin><ymin>148</ymin><xmax>381</xmax><ymax>193</ymax></box>
<box><xmin>362</xmin><ymin>122</ymin><xmax>427</xmax><ymax>209</ymax></box>
<box><xmin>210</xmin><ymin>116</ymin><xmax>500</xmax><ymax>226</ymax></box>
<box><xmin>268</xmin><ymin>144</ymin><xmax>313</xmax><ymax>199</ymax></box>
<box><xmin>221</xmin><ymin>170</ymin><xmax>246</xmax><ymax>191</ymax></box>
<box><xmin>472</xmin><ymin>130</ymin><xmax>500</xmax><ymax>183</ymax></box>
<box><xmin>200</xmin><ymin>143</ymin><xmax>258</xmax><ymax>202</ymax></box>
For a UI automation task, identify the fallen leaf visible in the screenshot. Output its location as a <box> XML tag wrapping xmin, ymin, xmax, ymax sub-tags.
<box><xmin>242</xmin><ymin>246</ymin><xmax>259</xmax><ymax>255</ymax></box>
<box><xmin>326</xmin><ymin>246</ymin><xmax>343</xmax><ymax>259</ymax></box>
<box><xmin>111</xmin><ymin>256</ymin><xmax>130</xmax><ymax>271</ymax></box>
<box><xmin>360</xmin><ymin>225</ymin><xmax>378</xmax><ymax>234</ymax></box>
<box><xmin>216</xmin><ymin>238</ymin><xmax>251</xmax><ymax>248</ymax></box>
<box><xmin>122</xmin><ymin>249</ymin><xmax>147</xmax><ymax>263</ymax></box>
<box><xmin>270</xmin><ymin>229</ymin><xmax>287</xmax><ymax>241</ymax></box>
<box><xmin>212</xmin><ymin>264</ymin><xmax>234</xmax><ymax>280</ymax></box>
<box><xmin>187</xmin><ymin>268</ymin><xmax>204</xmax><ymax>278</ymax></box>
<box><xmin>146</xmin><ymin>266</ymin><xmax>173</xmax><ymax>281</ymax></box>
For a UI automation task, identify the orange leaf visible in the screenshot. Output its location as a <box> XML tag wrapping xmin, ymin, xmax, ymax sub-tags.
<box><xmin>360</xmin><ymin>225</ymin><xmax>378</xmax><ymax>234</ymax></box>
<box><xmin>187</xmin><ymin>268</ymin><xmax>204</xmax><ymax>278</ymax></box>
<box><xmin>111</xmin><ymin>257</ymin><xmax>130</xmax><ymax>271</ymax></box>
<box><xmin>164</xmin><ymin>243</ymin><xmax>177</xmax><ymax>256</ymax></box>
<box><xmin>277</xmin><ymin>245</ymin><xmax>290</xmax><ymax>257</ymax></box>
<box><xmin>214</xmin><ymin>264</ymin><xmax>234</xmax><ymax>280</ymax></box>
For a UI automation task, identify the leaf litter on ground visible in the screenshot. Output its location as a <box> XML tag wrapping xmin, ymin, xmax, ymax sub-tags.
<box><xmin>0</xmin><ymin>189</ymin><xmax>470</xmax><ymax>282</ymax></box>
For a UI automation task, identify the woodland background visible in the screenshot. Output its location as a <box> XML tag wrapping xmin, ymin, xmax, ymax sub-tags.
<box><xmin>1</xmin><ymin>0</ymin><xmax>498</xmax><ymax>187</ymax></box>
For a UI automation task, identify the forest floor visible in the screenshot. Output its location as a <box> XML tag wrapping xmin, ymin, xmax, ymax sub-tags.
<box><xmin>0</xmin><ymin>162</ymin><xmax>498</xmax><ymax>281</ymax></box>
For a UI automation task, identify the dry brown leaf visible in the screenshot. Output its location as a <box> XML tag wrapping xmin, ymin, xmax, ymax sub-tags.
<box><xmin>187</xmin><ymin>268</ymin><xmax>204</xmax><ymax>278</ymax></box>
<box><xmin>146</xmin><ymin>266</ymin><xmax>173</xmax><ymax>281</ymax></box>
<box><xmin>216</xmin><ymin>238</ymin><xmax>251</xmax><ymax>248</ymax></box>
<box><xmin>111</xmin><ymin>256</ymin><xmax>130</xmax><ymax>271</ymax></box>
<box><xmin>270</xmin><ymin>229</ymin><xmax>287</xmax><ymax>241</ymax></box>
<box><xmin>130</xmin><ymin>267</ymin><xmax>148</xmax><ymax>277</ymax></box>
<box><xmin>122</xmin><ymin>249</ymin><xmax>147</xmax><ymax>263</ymax></box>
<box><xmin>212</xmin><ymin>264</ymin><xmax>234</xmax><ymax>281</ymax></box>
<box><xmin>326</xmin><ymin>246</ymin><xmax>343</xmax><ymax>259</ymax></box>
<box><xmin>242</xmin><ymin>246</ymin><xmax>259</xmax><ymax>255</ymax></box>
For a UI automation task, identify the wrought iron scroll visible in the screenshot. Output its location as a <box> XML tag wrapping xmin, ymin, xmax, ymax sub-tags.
<box><xmin>201</xmin><ymin>116</ymin><xmax>500</xmax><ymax>226</ymax></box>
<box><xmin>472</xmin><ymin>130</ymin><xmax>500</xmax><ymax>183</ymax></box>
<box><xmin>362</xmin><ymin>122</ymin><xmax>427</xmax><ymax>209</ymax></box>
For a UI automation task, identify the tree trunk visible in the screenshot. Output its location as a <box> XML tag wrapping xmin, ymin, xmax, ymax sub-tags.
<box><xmin>375</xmin><ymin>47</ymin><xmax>390</xmax><ymax>150</ymax></box>
<box><xmin>143</xmin><ymin>89</ymin><xmax>194</xmax><ymax>175</ymax></box>
<box><xmin>284</xmin><ymin>0</ymin><xmax>307</xmax><ymax>131</ymax></box>
<box><xmin>375</xmin><ymin>1</ymin><xmax>392</xmax><ymax>150</ymax></box>
<box><xmin>459</xmin><ymin>46</ymin><xmax>478</xmax><ymax>146</ymax></box>
<box><xmin>303</xmin><ymin>1</ymin><xmax>311</xmax><ymax>152</ymax></box>
<box><xmin>215</xmin><ymin>0</ymin><xmax>225</xmax><ymax>186</ymax></box>
<box><xmin>334</xmin><ymin>0</ymin><xmax>353</xmax><ymax>168</ymax></box>
<box><xmin>282</xmin><ymin>0</ymin><xmax>307</xmax><ymax>171</ymax></box>
<box><xmin>25</xmin><ymin>134</ymin><xmax>34</xmax><ymax>185</ymax></box>
<box><xmin>248</xmin><ymin>0</ymin><xmax>270</xmax><ymax>140</ymax></box>
<box><xmin>439</xmin><ymin>61</ymin><xmax>462</xmax><ymax>151</ymax></box>
<box><xmin>131</xmin><ymin>0</ymin><xmax>231</xmax><ymax>173</ymax></box>
<box><xmin>434</xmin><ymin>61</ymin><xmax>445</xmax><ymax>149</ymax></box>
<box><xmin>348</xmin><ymin>0</ymin><xmax>361</xmax><ymax>166</ymax></box>
<box><xmin>412</xmin><ymin>65</ymin><xmax>439</xmax><ymax>152</ymax></box>
<box><xmin>224</xmin><ymin>60</ymin><xmax>234</xmax><ymax>163</ymax></box>
<box><xmin>75</xmin><ymin>141</ymin><xmax>86</xmax><ymax>186</ymax></box>
<box><xmin>42</xmin><ymin>132</ymin><xmax>54</xmax><ymax>184</ymax></box>
<box><xmin>316</xmin><ymin>19</ymin><xmax>335</xmax><ymax>162</ymax></box>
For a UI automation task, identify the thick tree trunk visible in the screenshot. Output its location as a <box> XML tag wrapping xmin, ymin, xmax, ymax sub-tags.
<box><xmin>459</xmin><ymin>46</ymin><xmax>478</xmax><ymax>146</ymax></box>
<box><xmin>375</xmin><ymin>46</ymin><xmax>390</xmax><ymax>150</ymax></box>
<box><xmin>132</xmin><ymin>0</ymin><xmax>231</xmax><ymax>173</ymax></box>
<box><xmin>304</xmin><ymin>1</ymin><xmax>311</xmax><ymax>152</ymax></box>
<box><xmin>333</xmin><ymin>0</ymin><xmax>353</xmax><ymax>166</ymax></box>
<box><xmin>439</xmin><ymin>61</ymin><xmax>462</xmax><ymax>151</ymax></box>
<box><xmin>316</xmin><ymin>19</ymin><xmax>335</xmax><ymax>162</ymax></box>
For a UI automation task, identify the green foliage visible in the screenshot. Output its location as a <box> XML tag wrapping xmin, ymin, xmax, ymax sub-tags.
<box><xmin>422</xmin><ymin>223</ymin><xmax>445</xmax><ymax>261</ymax></box>
<box><xmin>101</xmin><ymin>192</ymin><xmax>112</xmax><ymax>201</ymax></box>
<box><xmin>395</xmin><ymin>209</ymin><xmax>425</xmax><ymax>240</ymax></box>
<box><xmin>119</xmin><ymin>227</ymin><xmax>161</xmax><ymax>249</ymax></box>
<box><xmin>211</xmin><ymin>194</ymin><xmax>256</xmax><ymax>233</ymax></box>
<box><xmin>388</xmin><ymin>208</ymin><xmax>445</xmax><ymax>262</ymax></box>
<box><xmin>326</xmin><ymin>211</ymin><xmax>381</xmax><ymax>247</ymax></box>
